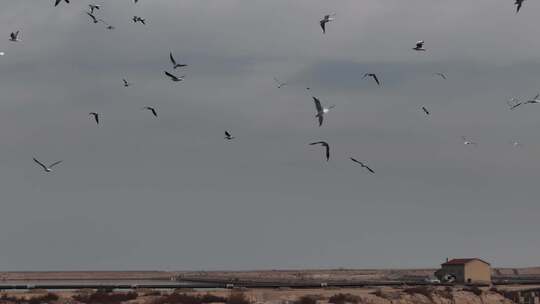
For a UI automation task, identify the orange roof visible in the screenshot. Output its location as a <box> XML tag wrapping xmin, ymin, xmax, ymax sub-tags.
<box><xmin>442</xmin><ymin>258</ymin><xmax>490</xmax><ymax>266</ymax></box>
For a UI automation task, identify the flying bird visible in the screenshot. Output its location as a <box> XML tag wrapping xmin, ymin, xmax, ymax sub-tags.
<box><xmin>99</xmin><ymin>19</ymin><xmax>115</xmax><ymax>30</ymax></box>
<box><xmin>312</xmin><ymin>96</ymin><xmax>335</xmax><ymax>127</ymax></box>
<box><xmin>89</xmin><ymin>112</ymin><xmax>100</xmax><ymax>125</ymax></box>
<box><xmin>133</xmin><ymin>16</ymin><xmax>146</xmax><ymax>24</ymax></box>
<box><xmin>350</xmin><ymin>158</ymin><xmax>375</xmax><ymax>174</ymax></box>
<box><xmin>462</xmin><ymin>136</ymin><xmax>478</xmax><ymax>146</ymax></box>
<box><xmin>164</xmin><ymin>71</ymin><xmax>184</xmax><ymax>82</ymax></box>
<box><xmin>413</xmin><ymin>40</ymin><xmax>426</xmax><ymax>51</ymax></box>
<box><xmin>363</xmin><ymin>73</ymin><xmax>380</xmax><ymax>86</ymax></box>
<box><xmin>422</xmin><ymin>106</ymin><xmax>430</xmax><ymax>115</ymax></box>
<box><xmin>225</xmin><ymin>131</ymin><xmax>235</xmax><ymax>140</ymax></box>
<box><xmin>0</xmin><ymin>52</ymin><xmax>4</xmax><ymax>56</ymax></box>
<box><xmin>169</xmin><ymin>52</ymin><xmax>187</xmax><ymax>69</ymax></box>
<box><xmin>512</xmin><ymin>140</ymin><xmax>522</xmax><ymax>148</ymax></box>
<box><xmin>143</xmin><ymin>106</ymin><xmax>158</xmax><ymax>117</ymax></box>
<box><xmin>33</xmin><ymin>158</ymin><xmax>63</xmax><ymax>173</ymax></box>
<box><xmin>319</xmin><ymin>13</ymin><xmax>335</xmax><ymax>34</ymax></box>
<box><xmin>54</xmin><ymin>0</ymin><xmax>69</xmax><ymax>7</ymax></box>
<box><xmin>523</xmin><ymin>93</ymin><xmax>540</xmax><ymax>105</ymax></box>
<box><xmin>9</xmin><ymin>31</ymin><xmax>20</xmax><ymax>42</ymax></box>
<box><xmin>88</xmin><ymin>4</ymin><xmax>100</xmax><ymax>14</ymax></box>
<box><xmin>507</xmin><ymin>98</ymin><xmax>522</xmax><ymax>110</ymax></box>
<box><xmin>515</xmin><ymin>0</ymin><xmax>525</xmax><ymax>13</ymax></box>
<box><xmin>310</xmin><ymin>141</ymin><xmax>330</xmax><ymax>161</ymax></box>
<box><xmin>86</xmin><ymin>12</ymin><xmax>99</xmax><ymax>23</ymax></box>
<box><xmin>273</xmin><ymin>77</ymin><xmax>287</xmax><ymax>88</ymax></box>
<box><xmin>434</xmin><ymin>73</ymin><xmax>447</xmax><ymax>80</ymax></box>
<box><xmin>123</xmin><ymin>78</ymin><xmax>131</xmax><ymax>87</ymax></box>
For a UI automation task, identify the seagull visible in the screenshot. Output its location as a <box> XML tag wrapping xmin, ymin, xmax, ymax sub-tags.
<box><xmin>512</xmin><ymin>140</ymin><xmax>522</xmax><ymax>148</ymax></box>
<box><xmin>413</xmin><ymin>40</ymin><xmax>426</xmax><ymax>51</ymax></box>
<box><xmin>462</xmin><ymin>136</ymin><xmax>478</xmax><ymax>146</ymax></box>
<box><xmin>273</xmin><ymin>77</ymin><xmax>287</xmax><ymax>89</ymax></box>
<box><xmin>132</xmin><ymin>16</ymin><xmax>146</xmax><ymax>24</ymax></box>
<box><xmin>515</xmin><ymin>0</ymin><xmax>525</xmax><ymax>13</ymax></box>
<box><xmin>363</xmin><ymin>73</ymin><xmax>380</xmax><ymax>86</ymax></box>
<box><xmin>169</xmin><ymin>52</ymin><xmax>187</xmax><ymax>69</ymax></box>
<box><xmin>312</xmin><ymin>96</ymin><xmax>335</xmax><ymax>127</ymax></box>
<box><xmin>434</xmin><ymin>73</ymin><xmax>447</xmax><ymax>80</ymax></box>
<box><xmin>523</xmin><ymin>93</ymin><xmax>540</xmax><ymax>105</ymax></box>
<box><xmin>310</xmin><ymin>141</ymin><xmax>330</xmax><ymax>161</ymax></box>
<box><xmin>422</xmin><ymin>106</ymin><xmax>430</xmax><ymax>115</ymax></box>
<box><xmin>143</xmin><ymin>106</ymin><xmax>158</xmax><ymax>117</ymax></box>
<box><xmin>350</xmin><ymin>158</ymin><xmax>375</xmax><ymax>174</ymax></box>
<box><xmin>33</xmin><ymin>158</ymin><xmax>63</xmax><ymax>173</ymax></box>
<box><xmin>89</xmin><ymin>4</ymin><xmax>100</xmax><ymax>14</ymax></box>
<box><xmin>225</xmin><ymin>131</ymin><xmax>235</xmax><ymax>140</ymax></box>
<box><xmin>89</xmin><ymin>112</ymin><xmax>100</xmax><ymax>125</ymax></box>
<box><xmin>319</xmin><ymin>13</ymin><xmax>335</xmax><ymax>34</ymax></box>
<box><xmin>507</xmin><ymin>98</ymin><xmax>522</xmax><ymax>110</ymax></box>
<box><xmin>123</xmin><ymin>78</ymin><xmax>131</xmax><ymax>87</ymax></box>
<box><xmin>86</xmin><ymin>12</ymin><xmax>99</xmax><ymax>23</ymax></box>
<box><xmin>55</xmin><ymin>0</ymin><xmax>70</xmax><ymax>7</ymax></box>
<box><xmin>9</xmin><ymin>31</ymin><xmax>20</xmax><ymax>42</ymax></box>
<box><xmin>164</xmin><ymin>71</ymin><xmax>184</xmax><ymax>82</ymax></box>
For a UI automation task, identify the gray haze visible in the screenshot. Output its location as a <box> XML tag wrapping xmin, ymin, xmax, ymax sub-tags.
<box><xmin>0</xmin><ymin>0</ymin><xmax>539</xmax><ymax>271</ymax></box>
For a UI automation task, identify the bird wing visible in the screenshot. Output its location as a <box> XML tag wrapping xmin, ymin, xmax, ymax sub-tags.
<box><xmin>364</xmin><ymin>164</ymin><xmax>375</xmax><ymax>174</ymax></box>
<box><xmin>33</xmin><ymin>158</ymin><xmax>48</xmax><ymax>170</ymax></box>
<box><xmin>49</xmin><ymin>160</ymin><xmax>63</xmax><ymax>168</ymax></box>
<box><xmin>438</xmin><ymin>73</ymin><xmax>447</xmax><ymax>79</ymax></box>
<box><xmin>86</xmin><ymin>12</ymin><xmax>97</xmax><ymax>22</ymax></box>
<box><xmin>350</xmin><ymin>157</ymin><xmax>360</xmax><ymax>164</ymax></box>
<box><xmin>225</xmin><ymin>131</ymin><xmax>231</xmax><ymax>137</ymax></box>
<box><xmin>313</xmin><ymin>97</ymin><xmax>323</xmax><ymax>113</ymax></box>
<box><xmin>164</xmin><ymin>71</ymin><xmax>177</xmax><ymax>80</ymax></box>
<box><xmin>422</xmin><ymin>107</ymin><xmax>430</xmax><ymax>115</ymax></box>
<box><xmin>320</xmin><ymin>20</ymin><xmax>326</xmax><ymax>33</ymax></box>
<box><xmin>318</xmin><ymin>114</ymin><xmax>323</xmax><ymax>126</ymax></box>
<box><xmin>534</xmin><ymin>93</ymin><xmax>540</xmax><ymax>100</ymax></box>
<box><xmin>325</xmin><ymin>144</ymin><xmax>330</xmax><ymax>161</ymax></box>
<box><xmin>150</xmin><ymin>108</ymin><xmax>157</xmax><ymax>116</ymax></box>
<box><xmin>169</xmin><ymin>52</ymin><xmax>177</xmax><ymax>66</ymax></box>
<box><xmin>55</xmin><ymin>0</ymin><xmax>62</xmax><ymax>6</ymax></box>
<box><xmin>372</xmin><ymin>74</ymin><xmax>380</xmax><ymax>85</ymax></box>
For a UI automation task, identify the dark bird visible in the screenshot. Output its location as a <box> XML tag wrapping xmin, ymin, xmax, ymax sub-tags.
<box><xmin>319</xmin><ymin>13</ymin><xmax>335</xmax><ymax>34</ymax></box>
<box><xmin>86</xmin><ymin>12</ymin><xmax>99</xmax><ymax>23</ymax></box>
<box><xmin>164</xmin><ymin>71</ymin><xmax>184</xmax><ymax>82</ymax></box>
<box><xmin>310</xmin><ymin>141</ymin><xmax>330</xmax><ymax>161</ymax></box>
<box><xmin>515</xmin><ymin>0</ymin><xmax>525</xmax><ymax>13</ymax></box>
<box><xmin>143</xmin><ymin>106</ymin><xmax>158</xmax><ymax>117</ymax></box>
<box><xmin>225</xmin><ymin>131</ymin><xmax>235</xmax><ymax>140</ymax></box>
<box><xmin>9</xmin><ymin>31</ymin><xmax>20</xmax><ymax>42</ymax></box>
<box><xmin>434</xmin><ymin>73</ymin><xmax>447</xmax><ymax>80</ymax></box>
<box><xmin>33</xmin><ymin>158</ymin><xmax>63</xmax><ymax>173</ymax></box>
<box><xmin>123</xmin><ymin>78</ymin><xmax>130</xmax><ymax>87</ymax></box>
<box><xmin>169</xmin><ymin>52</ymin><xmax>187</xmax><ymax>69</ymax></box>
<box><xmin>363</xmin><ymin>73</ymin><xmax>380</xmax><ymax>86</ymax></box>
<box><xmin>422</xmin><ymin>106</ymin><xmax>430</xmax><ymax>115</ymax></box>
<box><xmin>89</xmin><ymin>4</ymin><xmax>100</xmax><ymax>14</ymax></box>
<box><xmin>55</xmin><ymin>0</ymin><xmax>70</xmax><ymax>7</ymax></box>
<box><xmin>89</xmin><ymin>112</ymin><xmax>99</xmax><ymax>124</ymax></box>
<box><xmin>413</xmin><ymin>40</ymin><xmax>426</xmax><ymax>51</ymax></box>
<box><xmin>132</xmin><ymin>16</ymin><xmax>146</xmax><ymax>24</ymax></box>
<box><xmin>350</xmin><ymin>158</ymin><xmax>375</xmax><ymax>174</ymax></box>
<box><xmin>312</xmin><ymin>96</ymin><xmax>335</xmax><ymax>127</ymax></box>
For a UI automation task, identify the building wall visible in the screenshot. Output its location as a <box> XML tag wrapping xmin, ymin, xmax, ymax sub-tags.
<box><xmin>437</xmin><ymin>265</ymin><xmax>465</xmax><ymax>282</ymax></box>
<box><xmin>464</xmin><ymin>260</ymin><xmax>491</xmax><ymax>283</ymax></box>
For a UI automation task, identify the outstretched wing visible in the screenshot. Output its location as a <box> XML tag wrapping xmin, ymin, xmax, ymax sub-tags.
<box><xmin>372</xmin><ymin>74</ymin><xmax>380</xmax><ymax>86</ymax></box>
<box><xmin>320</xmin><ymin>20</ymin><xmax>326</xmax><ymax>33</ymax></box>
<box><xmin>55</xmin><ymin>0</ymin><xmax>62</xmax><ymax>6</ymax></box>
<box><xmin>169</xmin><ymin>52</ymin><xmax>177</xmax><ymax>66</ymax></box>
<box><xmin>33</xmin><ymin>158</ymin><xmax>48</xmax><ymax>170</ymax></box>
<box><xmin>49</xmin><ymin>160</ymin><xmax>63</xmax><ymax>168</ymax></box>
<box><xmin>312</xmin><ymin>97</ymin><xmax>323</xmax><ymax>113</ymax></box>
<box><xmin>164</xmin><ymin>71</ymin><xmax>177</xmax><ymax>80</ymax></box>
<box><xmin>364</xmin><ymin>164</ymin><xmax>375</xmax><ymax>174</ymax></box>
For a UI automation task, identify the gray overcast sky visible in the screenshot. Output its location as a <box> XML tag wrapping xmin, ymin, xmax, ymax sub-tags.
<box><xmin>0</xmin><ymin>0</ymin><xmax>539</xmax><ymax>271</ymax></box>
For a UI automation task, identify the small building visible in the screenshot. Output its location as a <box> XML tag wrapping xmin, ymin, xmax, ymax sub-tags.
<box><xmin>435</xmin><ymin>258</ymin><xmax>491</xmax><ymax>284</ymax></box>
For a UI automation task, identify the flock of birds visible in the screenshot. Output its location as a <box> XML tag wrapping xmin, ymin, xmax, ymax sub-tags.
<box><xmin>1</xmin><ymin>0</ymin><xmax>533</xmax><ymax>174</ymax></box>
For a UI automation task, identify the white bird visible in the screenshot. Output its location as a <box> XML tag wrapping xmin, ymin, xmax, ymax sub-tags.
<box><xmin>143</xmin><ymin>106</ymin><xmax>158</xmax><ymax>117</ymax></box>
<box><xmin>225</xmin><ymin>131</ymin><xmax>234</xmax><ymax>140</ymax></box>
<box><xmin>54</xmin><ymin>0</ymin><xmax>69</xmax><ymax>7</ymax></box>
<box><xmin>310</xmin><ymin>141</ymin><xmax>330</xmax><ymax>161</ymax></box>
<box><xmin>169</xmin><ymin>52</ymin><xmax>187</xmax><ymax>69</ymax></box>
<box><xmin>164</xmin><ymin>71</ymin><xmax>184</xmax><ymax>82</ymax></box>
<box><xmin>89</xmin><ymin>4</ymin><xmax>100</xmax><ymax>14</ymax></box>
<box><xmin>413</xmin><ymin>40</ymin><xmax>426</xmax><ymax>51</ymax></box>
<box><xmin>123</xmin><ymin>78</ymin><xmax>131</xmax><ymax>87</ymax></box>
<box><xmin>9</xmin><ymin>31</ymin><xmax>20</xmax><ymax>42</ymax></box>
<box><xmin>462</xmin><ymin>136</ymin><xmax>478</xmax><ymax>146</ymax></box>
<box><xmin>273</xmin><ymin>77</ymin><xmax>287</xmax><ymax>88</ymax></box>
<box><xmin>319</xmin><ymin>13</ymin><xmax>335</xmax><ymax>34</ymax></box>
<box><xmin>312</xmin><ymin>96</ymin><xmax>335</xmax><ymax>127</ymax></box>
<box><xmin>33</xmin><ymin>158</ymin><xmax>63</xmax><ymax>173</ymax></box>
